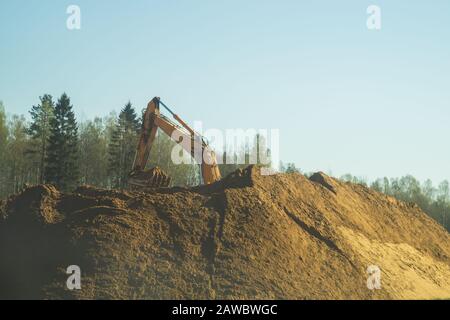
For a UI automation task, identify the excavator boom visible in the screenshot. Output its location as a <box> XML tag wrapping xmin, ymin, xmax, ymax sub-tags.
<box><xmin>129</xmin><ymin>97</ymin><xmax>221</xmax><ymax>189</ymax></box>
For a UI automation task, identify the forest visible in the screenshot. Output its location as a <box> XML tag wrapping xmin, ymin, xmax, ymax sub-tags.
<box><xmin>0</xmin><ymin>94</ymin><xmax>449</xmax><ymax>232</ymax></box>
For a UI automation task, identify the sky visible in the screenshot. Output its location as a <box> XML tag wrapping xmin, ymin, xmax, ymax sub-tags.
<box><xmin>1</xmin><ymin>0</ymin><xmax>449</xmax><ymax>183</ymax></box>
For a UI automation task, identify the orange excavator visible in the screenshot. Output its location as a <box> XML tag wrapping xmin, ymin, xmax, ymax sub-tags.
<box><xmin>129</xmin><ymin>97</ymin><xmax>222</xmax><ymax>189</ymax></box>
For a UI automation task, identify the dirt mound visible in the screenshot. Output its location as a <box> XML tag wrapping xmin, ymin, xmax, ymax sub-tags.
<box><xmin>1</xmin><ymin>166</ymin><xmax>449</xmax><ymax>300</ymax></box>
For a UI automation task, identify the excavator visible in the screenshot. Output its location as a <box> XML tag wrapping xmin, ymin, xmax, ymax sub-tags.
<box><xmin>129</xmin><ymin>97</ymin><xmax>222</xmax><ymax>189</ymax></box>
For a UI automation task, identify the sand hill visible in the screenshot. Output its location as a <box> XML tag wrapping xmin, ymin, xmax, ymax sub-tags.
<box><xmin>1</xmin><ymin>166</ymin><xmax>449</xmax><ymax>299</ymax></box>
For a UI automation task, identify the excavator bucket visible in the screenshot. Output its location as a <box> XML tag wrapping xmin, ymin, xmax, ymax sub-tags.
<box><xmin>128</xmin><ymin>167</ymin><xmax>172</xmax><ymax>190</ymax></box>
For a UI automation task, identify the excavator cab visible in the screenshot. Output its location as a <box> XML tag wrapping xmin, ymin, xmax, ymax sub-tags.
<box><xmin>128</xmin><ymin>97</ymin><xmax>221</xmax><ymax>189</ymax></box>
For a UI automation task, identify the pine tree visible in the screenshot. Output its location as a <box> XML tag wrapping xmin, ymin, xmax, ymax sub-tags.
<box><xmin>108</xmin><ymin>102</ymin><xmax>140</xmax><ymax>188</ymax></box>
<box><xmin>27</xmin><ymin>94</ymin><xmax>55</xmax><ymax>183</ymax></box>
<box><xmin>45</xmin><ymin>93</ymin><xmax>80</xmax><ymax>191</ymax></box>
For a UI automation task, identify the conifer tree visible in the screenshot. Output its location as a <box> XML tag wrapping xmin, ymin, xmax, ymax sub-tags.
<box><xmin>45</xmin><ymin>93</ymin><xmax>79</xmax><ymax>191</ymax></box>
<box><xmin>108</xmin><ymin>102</ymin><xmax>140</xmax><ymax>188</ymax></box>
<box><xmin>28</xmin><ymin>94</ymin><xmax>55</xmax><ymax>183</ymax></box>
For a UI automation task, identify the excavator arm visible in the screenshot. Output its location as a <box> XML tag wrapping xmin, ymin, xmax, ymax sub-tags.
<box><xmin>132</xmin><ymin>98</ymin><xmax>160</xmax><ymax>172</ymax></box>
<box><xmin>130</xmin><ymin>97</ymin><xmax>221</xmax><ymax>188</ymax></box>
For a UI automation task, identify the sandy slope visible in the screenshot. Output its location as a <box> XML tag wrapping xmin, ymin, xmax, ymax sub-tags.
<box><xmin>0</xmin><ymin>166</ymin><xmax>449</xmax><ymax>299</ymax></box>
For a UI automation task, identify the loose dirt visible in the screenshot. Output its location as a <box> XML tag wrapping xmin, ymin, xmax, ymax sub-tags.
<box><xmin>0</xmin><ymin>166</ymin><xmax>449</xmax><ymax>299</ymax></box>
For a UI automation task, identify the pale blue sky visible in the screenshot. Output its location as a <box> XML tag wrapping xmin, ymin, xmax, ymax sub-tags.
<box><xmin>1</xmin><ymin>0</ymin><xmax>449</xmax><ymax>182</ymax></box>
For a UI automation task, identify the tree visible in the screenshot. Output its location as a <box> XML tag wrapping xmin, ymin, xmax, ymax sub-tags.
<box><xmin>108</xmin><ymin>102</ymin><xmax>140</xmax><ymax>188</ymax></box>
<box><xmin>284</xmin><ymin>163</ymin><xmax>300</xmax><ymax>174</ymax></box>
<box><xmin>422</xmin><ymin>179</ymin><xmax>435</xmax><ymax>200</ymax></box>
<box><xmin>0</xmin><ymin>102</ymin><xmax>9</xmax><ymax>197</ymax></box>
<box><xmin>340</xmin><ymin>174</ymin><xmax>367</xmax><ymax>186</ymax></box>
<box><xmin>218</xmin><ymin>133</ymin><xmax>273</xmax><ymax>178</ymax></box>
<box><xmin>79</xmin><ymin>118</ymin><xmax>108</xmax><ymax>187</ymax></box>
<box><xmin>370</xmin><ymin>178</ymin><xmax>383</xmax><ymax>192</ymax></box>
<box><xmin>250</xmin><ymin>133</ymin><xmax>272</xmax><ymax>169</ymax></box>
<box><xmin>362</xmin><ymin>175</ymin><xmax>450</xmax><ymax>232</ymax></box>
<box><xmin>437</xmin><ymin>181</ymin><xmax>449</xmax><ymax>204</ymax></box>
<box><xmin>5</xmin><ymin>115</ymin><xmax>32</xmax><ymax>194</ymax></box>
<box><xmin>0</xmin><ymin>102</ymin><xmax>6</xmax><ymax>149</ymax></box>
<box><xmin>45</xmin><ymin>93</ymin><xmax>80</xmax><ymax>191</ymax></box>
<box><xmin>436</xmin><ymin>181</ymin><xmax>450</xmax><ymax>228</ymax></box>
<box><xmin>27</xmin><ymin>94</ymin><xmax>55</xmax><ymax>183</ymax></box>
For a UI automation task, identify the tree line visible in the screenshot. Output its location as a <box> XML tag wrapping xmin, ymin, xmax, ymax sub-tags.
<box><xmin>0</xmin><ymin>94</ymin><xmax>264</xmax><ymax>196</ymax></box>
<box><xmin>281</xmin><ymin>163</ymin><xmax>450</xmax><ymax>232</ymax></box>
<box><xmin>1</xmin><ymin>95</ymin><xmax>448</xmax><ymax>232</ymax></box>
<box><xmin>346</xmin><ymin>174</ymin><xmax>450</xmax><ymax>232</ymax></box>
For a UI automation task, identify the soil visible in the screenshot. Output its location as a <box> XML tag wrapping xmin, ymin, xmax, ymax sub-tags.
<box><xmin>0</xmin><ymin>166</ymin><xmax>449</xmax><ymax>300</ymax></box>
